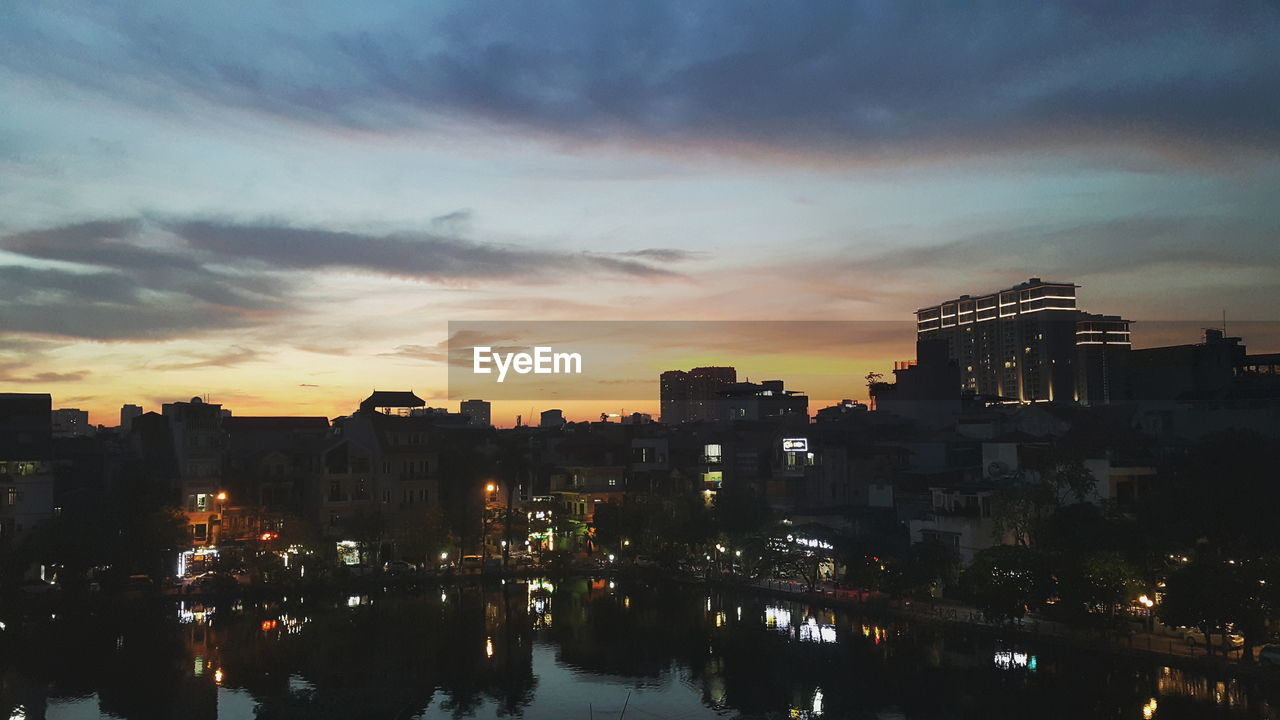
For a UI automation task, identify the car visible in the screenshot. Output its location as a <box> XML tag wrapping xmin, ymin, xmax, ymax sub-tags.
<box><xmin>18</xmin><ymin>579</ymin><xmax>61</xmax><ymax>598</ymax></box>
<box><xmin>120</xmin><ymin>574</ymin><xmax>156</xmax><ymax>598</ymax></box>
<box><xmin>383</xmin><ymin>560</ymin><xmax>417</xmax><ymax>575</ymax></box>
<box><xmin>1258</xmin><ymin>644</ymin><xmax>1280</xmax><ymax>667</ymax></box>
<box><xmin>460</xmin><ymin>555</ymin><xmax>483</xmax><ymax>572</ymax></box>
<box><xmin>1182</xmin><ymin>627</ymin><xmax>1244</xmax><ymax>649</ymax></box>
<box><xmin>182</xmin><ymin>572</ymin><xmax>238</xmax><ymax>595</ymax></box>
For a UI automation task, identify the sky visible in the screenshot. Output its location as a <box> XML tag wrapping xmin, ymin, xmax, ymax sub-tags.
<box><xmin>1</xmin><ymin>1</ymin><xmax>1278</xmax><ymax>426</ymax></box>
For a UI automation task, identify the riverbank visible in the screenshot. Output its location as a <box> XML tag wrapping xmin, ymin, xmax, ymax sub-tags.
<box><xmin>710</xmin><ymin>575</ymin><xmax>1277</xmax><ymax>681</ymax></box>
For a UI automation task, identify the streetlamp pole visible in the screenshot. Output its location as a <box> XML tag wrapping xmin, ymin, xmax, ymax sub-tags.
<box><xmin>482</xmin><ymin>482</ymin><xmax>496</xmax><ymax>574</ymax></box>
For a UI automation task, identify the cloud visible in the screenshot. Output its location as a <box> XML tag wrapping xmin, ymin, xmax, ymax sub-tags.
<box><xmin>3</xmin><ymin>2</ymin><xmax>1276</xmax><ymax>162</ymax></box>
<box><xmin>615</xmin><ymin>248</ymin><xmax>706</xmax><ymax>263</ymax></box>
<box><xmin>0</xmin><ymin>369</ymin><xmax>89</xmax><ymax>384</ymax></box>
<box><xmin>148</xmin><ymin>346</ymin><xmax>264</xmax><ymax>371</ymax></box>
<box><xmin>0</xmin><ymin>215</ymin><xmax>683</xmax><ymax>340</ymax></box>
<box><xmin>168</xmin><ymin>219</ymin><xmax>682</xmax><ymax>280</ymax></box>
<box><xmin>839</xmin><ymin>215</ymin><xmax>1280</xmax><ymax>283</ymax></box>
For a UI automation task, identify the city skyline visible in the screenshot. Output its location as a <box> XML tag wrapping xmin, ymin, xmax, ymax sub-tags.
<box><xmin>2</xmin><ymin>2</ymin><xmax>1279</xmax><ymax>425</ymax></box>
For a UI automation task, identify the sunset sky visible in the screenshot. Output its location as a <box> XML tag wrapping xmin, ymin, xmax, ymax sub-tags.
<box><xmin>2</xmin><ymin>2</ymin><xmax>1278</xmax><ymax>426</ymax></box>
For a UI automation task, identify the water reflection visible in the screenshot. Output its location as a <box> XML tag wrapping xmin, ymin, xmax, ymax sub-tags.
<box><xmin>0</xmin><ymin>580</ymin><xmax>1276</xmax><ymax>719</ymax></box>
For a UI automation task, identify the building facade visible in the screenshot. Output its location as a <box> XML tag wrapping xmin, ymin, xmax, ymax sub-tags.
<box><xmin>916</xmin><ymin>278</ymin><xmax>1129</xmax><ymax>404</ymax></box>
<box><xmin>660</xmin><ymin>366</ymin><xmax>737</xmax><ymax>423</ymax></box>
<box><xmin>0</xmin><ymin>393</ymin><xmax>55</xmax><ymax>542</ymax></box>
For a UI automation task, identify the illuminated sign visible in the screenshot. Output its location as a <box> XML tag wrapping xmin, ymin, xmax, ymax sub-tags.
<box><xmin>782</xmin><ymin>438</ymin><xmax>808</xmax><ymax>452</ymax></box>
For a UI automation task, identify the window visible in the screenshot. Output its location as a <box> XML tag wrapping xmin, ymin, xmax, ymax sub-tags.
<box><xmin>382</xmin><ymin>490</ymin><xmax>391</xmax><ymax>504</ymax></box>
<box><xmin>5</xmin><ymin>488</ymin><xmax>20</xmax><ymax>506</ymax></box>
<box><xmin>328</xmin><ymin>480</ymin><xmax>343</xmax><ymax>502</ymax></box>
<box><xmin>355</xmin><ymin>478</ymin><xmax>368</xmax><ymax>500</ymax></box>
<box><xmin>193</xmin><ymin>523</ymin><xmax>208</xmax><ymax>542</ymax></box>
<box><xmin>703</xmin><ymin>444</ymin><xmax>723</xmax><ymax>464</ymax></box>
<box><xmin>608</xmin><ymin>478</ymin><xmax>617</xmax><ymax>486</ymax></box>
<box><xmin>382</xmin><ymin>461</ymin><xmax>392</xmax><ymax>475</ymax></box>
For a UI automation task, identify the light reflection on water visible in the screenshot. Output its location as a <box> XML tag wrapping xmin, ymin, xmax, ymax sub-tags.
<box><xmin>9</xmin><ymin>578</ymin><xmax>1278</xmax><ymax>719</ymax></box>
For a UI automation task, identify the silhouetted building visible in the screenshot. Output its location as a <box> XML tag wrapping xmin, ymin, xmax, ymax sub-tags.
<box><xmin>540</xmin><ymin>409</ymin><xmax>565</xmax><ymax>428</ymax></box>
<box><xmin>1121</xmin><ymin>328</ymin><xmax>1244</xmax><ymax>403</ymax></box>
<box><xmin>716</xmin><ymin>380</ymin><xmax>808</xmax><ymax>422</ymax></box>
<box><xmin>51</xmin><ymin>407</ymin><xmax>92</xmax><ymax>437</ymax></box>
<box><xmin>1074</xmin><ymin>313</ymin><xmax>1133</xmax><ymax>405</ymax></box>
<box><xmin>0</xmin><ymin>393</ymin><xmax>55</xmax><ymax>541</ymax></box>
<box><xmin>319</xmin><ymin>401</ymin><xmax>441</xmax><ymax>550</ymax></box>
<box><xmin>120</xmin><ymin>403</ymin><xmax>143</xmax><ymax>430</ymax></box>
<box><xmin>222</xmin><ymin>416</ymin><xmax>329</xmax><ymax>525</ymax></box>
<box><xmin>870</xmin><ymin>339</ymin><xmax>961</xmax><ymax>428</ymax></box>
<box><xmin>162</xmin><ymin>397</ymin><xmax>226</xmax><ymax>546</ymax></box>
<box><xmin>660</xmin><ymin>366</ymin><xmax>737</xmax><ymax>423</ymax></box>
<box><xmin>359</xmin><ymin>390</ymin><xmax>425</xmax><ymax>415</ymax></box>
<box><xmin>460</xmin><ymin>399</ymin><xmax>492</xmax><ymax>427</ymax></box>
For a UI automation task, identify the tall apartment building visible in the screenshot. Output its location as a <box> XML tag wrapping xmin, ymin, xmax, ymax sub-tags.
<box><xmin>916</xmin><ymin>278</ymin><xmax>1129</xmax><ymax>403</ymax></box>
<box><xmin>51</xmin><ymin>408</ymin><xmax>92</xmax><ymax>437</ymax></box>
<box><xmin>0</xmin><ymin>393</ymin><xmax>55</xmax><ymax>541</ymax></box>
<box><xmin>1074</xmin><ymin>313</ymin><xmax>1133</xmax><ymax>405</ymax></box>
<box><xmin>162</xmin><ymin>396</ymin><xmax>227</xmax><ymax>546</ymax></box>
<box><xmin>660</xmin><ymin>366</ymin><xmax>737</xmax><ymax>423</ymax></box>
<box><xmin>459</xmin><ymin>399</ymin><xmax>492</xmax><ymax>427</ymax></box>
<box><xmin>120</xmin><ymin>403</ymin><xmax>143</xmax><ymax>430</ymax></box>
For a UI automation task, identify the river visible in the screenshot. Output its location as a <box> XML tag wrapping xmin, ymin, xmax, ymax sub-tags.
<box><xmin>1</xmin><ymin>578</ymin><xmax>1276</xmax><ymax>719</ymax></box>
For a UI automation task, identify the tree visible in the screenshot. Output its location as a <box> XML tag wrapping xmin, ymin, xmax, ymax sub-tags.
<box><xmin>712</xmin><ymin>483</ymin><xmax>772</xmax><ymax>537</ymax></box>
<box><xmin>885</xmin><ymin>541</ymin><xmax>960</xmax><ymax>598</ymax></box>
<box><xmin>1161</xmin><ymin>556</ymin><xmax>1277</xmax><ymax>661</ymax></box>
<box><xmin>392</xmin><ymin>507</ymin><xmax>457</xmax><ymax>565</ymax></box>
<box><xmin>1160</xmin><ymin>558</ymin><xmax>1233</xmax><ymax>656</ymax></box>
<box><xmin>960</xmin><ymin>546</ymin><xmax>1051</xmax><ymax>623</ymax></box>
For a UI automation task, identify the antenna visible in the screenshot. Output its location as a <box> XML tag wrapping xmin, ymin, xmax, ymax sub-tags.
<box><xmin>1223</xmin><ymin>309</ymin><xmax>1227</xmax><ymax>335</ymax></box>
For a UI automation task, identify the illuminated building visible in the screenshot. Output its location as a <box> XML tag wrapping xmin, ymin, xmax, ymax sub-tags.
<box><xmin>916</xmin><ymin>278</ymin><xmax>1129</xmax><ymax>404</ymax></box>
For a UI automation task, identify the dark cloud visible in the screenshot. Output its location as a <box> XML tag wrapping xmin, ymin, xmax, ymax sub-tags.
<box><xmin>0</xmin><ymin>369</ymin><xmax>89</xmax><ymax>384</ymax></box>
<box><xmin>2</xmin><ymin>2</ymin><xmax>1276</xmax><ymax>160</ymax></box>
<box><xmin>616</xmin><ymin>248</ymin><xmax>706</xmax><ymax>263</ymax></box>
<box><xmin>0</xmin><ymin>216</ymin><xmax>683</xmax><ymax>340</ymax></box>
<box><xmin>167</xmin><ymin>219</ymin><xmax>681</xmax><ymax>280</ymax></box>
<box><xmin>845</xmin><ymin>216</ymin><xmax>1280</xmax><ymax>281</ymax></box>
<box><xmin>0</xmin><ymin>264</ymin><xmax>267</xmax><ymax>340</ymax></box>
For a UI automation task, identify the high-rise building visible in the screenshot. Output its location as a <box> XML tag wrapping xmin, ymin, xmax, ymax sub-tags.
<box><xmin>162</xmin><ymin>396</ymin><xmax>227</xmax><ymax>546</ymax></box>
<box><xmin>916</xmin><ymin>278</ymin><xmax>1128</xmax><ymax>403</ymax></box>
<box><xmin>660</xmin><ymin>366</ymin><xmax>737</xmax><ymax>423</ymax></box>
<box><xmin>0</xmin><ymin>393</ymin><xmax>55</xmax><ymax>541</ymax></box>
<box><xmin>459</xmin><ymin>399</ymin><xmax>492</xmax><ymax>427</ymax></box>
<box><xmin>540</xmin><ymin>409</ymin><xmax>565</xmax><ymax>428</ymax></box>
<box><xmin>120</xmin><ymin>403</ymin><xmax>143</xmax><ymax>430</ymax></box>
<box><xmin>1074</xmin><ymin>313</ymin><xmax>1132</xmax><ymax>405</ymax></box>
<box><xmin>51</xmin><ymin>408</ymin><xmax>92</xmax><ymax>437</ymax></box>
